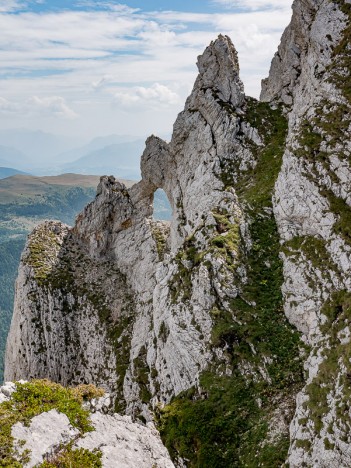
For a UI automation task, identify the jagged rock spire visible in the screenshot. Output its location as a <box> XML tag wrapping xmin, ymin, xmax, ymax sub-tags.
<box><xmin>196</xmin><ymin>34</ymin><xmax>245</xmax><ymax>107</ymax></box>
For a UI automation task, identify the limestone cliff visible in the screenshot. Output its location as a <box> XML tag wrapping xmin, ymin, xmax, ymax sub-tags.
<box><xmin>4</xmin><ymin>0</ymin><xmax>351</xmax><ymax>465</ymax></box>
<box><xmin>262</xmin><ymin>0</ymin><xmax>351</xmax><ymax>466</ymax></box>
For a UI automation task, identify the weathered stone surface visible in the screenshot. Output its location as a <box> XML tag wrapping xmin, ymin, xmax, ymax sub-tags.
<box><xmin>5</xmin><ymin>222</ymin><xmax>121</xmax><ymax>399</ymax></box>
<box><xmin>5</xmin><ymin>384</ymin><xmax>174</xmax><ymax>468</ymax></box>
<box><xmin>0</xmin><ymin>380</ymin><xmax>20</xmax><ymax>403</ymax></box>
<box><xmin>262</xmin><ymin>0</ymin><xmax>351</xmax><ymax>465</ymax></box>
<box><xmin>12</xmin><ymin>409</ymin><xmax>79</xmax><ymax>468</ymax></box>
<box><xmin>4</xmin><ymin>30</ymin><xmax>302</xmax><ymax>466</ymax></box>
<box><xmin>261</xmin><ymin>0</ymin><xmax>345</xmax><ymax>107</ymax></box>
<box><xmin>5</xmin><ymin>34</ymin><xmax>253</xmax><ymax>418</ymax></box>
<box><xmin>196</xmin><ymin>33</ymin><xmax>245</xmax><ymax>108</ymax></box>
<box><xmin>76</xmin><ymin>413</ymin><xmax>175</xmax><ymax>468</ymax></box>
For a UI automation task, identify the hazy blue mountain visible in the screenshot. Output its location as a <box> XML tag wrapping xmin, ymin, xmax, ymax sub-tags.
<box><xmin>0</xmin><ymin>167</ymin><xmax>28</xmax><ymax>179</ymax></box>
<box><xmin>57</xmin><ymin>134</ymin><xmax>145</xmax><ymax>164</ymax></box>
<box><xmin>62</xmin><ymin>140</ymin><xmax>145</xmax><ymax>179</ymax></box>
<box><xmin>0</xmin><ymin>130</ymin><xmax>156</xmax><ymax>175</ymax></box>
<box><xmin>0</xmin><ymin>129</ymin><xmax>83</xmax><ymax>164</ymax></box>
<box><xmin>0</xmin><ymin>146</ymin><xmax>29</xmax><ymax>170</ymax></box>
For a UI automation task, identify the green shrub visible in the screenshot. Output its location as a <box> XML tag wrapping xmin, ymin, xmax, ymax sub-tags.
<box><xmin>0</xmin><ymin>379</ymin><xmax>103</xmax><ymax>467</ymax></box>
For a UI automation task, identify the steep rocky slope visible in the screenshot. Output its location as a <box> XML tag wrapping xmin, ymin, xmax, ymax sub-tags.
<box><xmin>0</xmin><ymin>174</ymin><xmax>101</xmax><ymax>384</ymax></box>
<box><xmin>262</xmin><ymin>0</ymin><xmax>351</xmax><ymax>466</ymax></box>
<box><xmin>4</xmin><ymin>0</ymin><xmax>351</xmax><ymax>466</ymax></box>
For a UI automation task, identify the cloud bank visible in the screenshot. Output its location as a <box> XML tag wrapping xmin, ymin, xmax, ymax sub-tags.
<box><xmin>0</xmin><ymin>1</ymin><xmax>292</xmax><ymax>137</ymax></box>
<box><xmin>0</xmin><ymin>96</ymin><xmax>78</xmax><ymax>119</ymax></box>
<box><xmin>114</xmin><ymin>83</ymin><xmax>180</xmax><ymax>108</ymax></box>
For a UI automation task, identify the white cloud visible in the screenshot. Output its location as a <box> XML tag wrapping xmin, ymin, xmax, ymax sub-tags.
<box><xmin>0</xmin><ymin>97</ymin><xmax>18</xmax><ymax>112</ymax></box>
<box><xmin>0</xmin><ymin>7</ymin><xmax>291</xmax><ymax>98</ymax></box>
<box><xmin>212</xmin><ymin>0</ymin><xmax>291</xmax><ymax>10</ymax></box>
<box><xmin>0</xmin><ymin>95</ymin><xmax>78</xmax><ymax>119</ymax></box>
<box><xmin>114</xmin><ymin>83</ymin><xmax>180</xmax><ymax>109</ymax></box>
<box><xmin>0</xmin><ymin>0</ymin><xmax>24</xmax><ymax>12</ymax></box>
<box><xmin>0</xmin><ymin>2</ymin><xmax>293</xmax><ymax>139</ymax></box>
<box><xmin>27</xmin><ymin>96</ymin><xmax>78</xmax><ymax>119</ymax></box>
<box><xmin>136</xmin><ymin>83</ymin><xmax>179</xmax><ymax>104</ymax></box>
<box><xmin>75</xmin><ymin>1</ymin><xmax>139</xmax><ymax>14</ymax></box>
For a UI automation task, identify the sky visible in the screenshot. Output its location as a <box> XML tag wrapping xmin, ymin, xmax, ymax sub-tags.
<box><xmin>0</xmin><ymin>0</ymin><xmax>293</xmax><ymax>140</ymax></box>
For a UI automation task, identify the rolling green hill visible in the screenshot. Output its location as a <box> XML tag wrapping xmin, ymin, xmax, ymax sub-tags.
<box><xmin>0</xmin><ymin>174</ymin><xmax>103</xmax><ymax>241</ymax></box>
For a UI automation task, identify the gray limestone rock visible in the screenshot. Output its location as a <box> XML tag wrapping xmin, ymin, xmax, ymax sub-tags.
<box><xmin>12</xmin><ymin>410</ymin><xmax>80</xmax><ymax>468</ymax></box>
<box><xmin>6</xmin><ymin>384</ymin><xmax>174</xmax><ymax>468</ymax></box>
<box><xmin>76</xmin><ymin>413</ymin><xmax>175</xmax><ymax>468</ymax></box>
<box><xmin>262</xmin><ymin>0</ymin><xmax>351</xmax><ymax>465</ymax></box>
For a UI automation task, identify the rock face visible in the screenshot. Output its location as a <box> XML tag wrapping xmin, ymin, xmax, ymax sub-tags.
<box><xmin>5</xmin><ymin>34</ymin><xmax>301</xmax><ymax>466</ymax></box>
<box><xmin>76</xmin><ymin>412</ymin><xmax>175</xmax><ymax>468</ymax></box>
<box><xmin>262</xmin><ymin>0</ymin><xmax>351</xmax><ymax>466</ymax></box>
<box><xmin>0</xmin><ymin>381</ymin><xmax>174</xmax><ymax>468</ymax></box>
<box><xmin>14</xmin><ymin>411</ymin><xmax>174</xmax><ymax>468</ymax></box>
<box><xmin>4</xmin><ymin>0</ymin><xmax>351</xmax><ymax>465</ymax></box>
<box><xmin>13</xmin><ymin>410</ymin><xmax>80</xmax><ymax>468</ymax></box>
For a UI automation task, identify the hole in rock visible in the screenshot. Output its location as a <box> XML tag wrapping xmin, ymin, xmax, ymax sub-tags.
<box><xmin>153</xmin><ymin>189</ymin><xmax>172</xmax><ymax>221</ymax></box>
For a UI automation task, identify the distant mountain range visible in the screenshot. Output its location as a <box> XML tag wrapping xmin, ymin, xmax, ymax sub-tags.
<box><xmin>0</xmin><ymin>167</ymin><xmax>28</xmax><ymax>179</ymax></box>
<box><xmin>0</xmin><ymin>146</ymin><xmax>29</xmax><ymax>170</ymax></box>
<box><xmin>0</xmin><ymin>128</ymin><xmax>82</xmax><ymax>164</ymax></box>
<box><xmin>0</xmin><ymin>173</ymin><xmax>104</xmax><ymax>240</ymax></box>
<box><xmin>0</xmin><ymin>129</ymin><xmax>148</xmax><ymax>177</ymax></box>
<box><xmin>61</xmin><ymin>140</ymin><xmax>145</xmax><ymax>179</ymax></box>
<box><xmin>57</xmin><ymin>134</ymin><xmax>143</xmax><ymax>162</ymax></box>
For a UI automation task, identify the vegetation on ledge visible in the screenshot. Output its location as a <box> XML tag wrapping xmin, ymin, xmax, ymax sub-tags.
<box><xmin>39</xmin><ymin>445</ymin><xmax>102</xmax><ymax>468</ymax></box>
<box><xmin>0</xmin><ymin>380</ymin><xmax>104</xmax><ymax>467</ymax></box>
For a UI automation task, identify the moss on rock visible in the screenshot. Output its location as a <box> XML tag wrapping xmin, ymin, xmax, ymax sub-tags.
<box><xmin>0</xmin><ymin>380</ymin><xmax>104</xmax><ymax>467</ymax></box>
